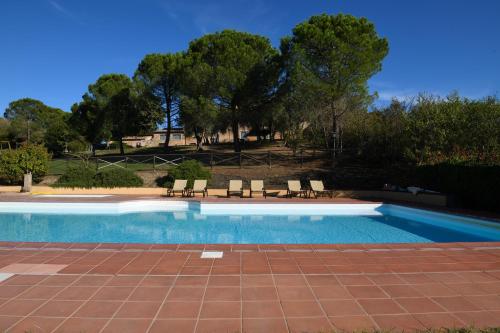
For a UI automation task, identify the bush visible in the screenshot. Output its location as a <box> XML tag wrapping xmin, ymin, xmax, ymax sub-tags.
<box><xmin>164</xmin><ymin>160</ymin><xmax>211</xmax><ymax>188</ymax></box>
<box><xmin>416</xmin><ymin>163</ymin><xmax>500</xmax><ymax>212</ymax></box>
<box><xmin>54</xmin><ymin>166</ymin><xmax>143</xmax><ymax>188</ymax></box>
<box><xmin>17</xmin><ymin>145</ymin><xmax>50</xmax><ymax>180</ymax></box>
<box><xmin>54</xmin><ymin>165</ymin><xmax>96</xmax><ymax>188</ymax></box>
<box><xmin>94</xmin><ymin>168</ymin><xmax>143</xmax><ymax>188</ymax></box>
<box><xmin>0</xmin><ymin>145</ymin><xmax>50</xmax><ymax>184</ymax></box>
<box><xmin>67</xmin><ymin>139</ymin><xmax>89</xmax><ymax>153</ymax></box>
<box><xmin>0</xmin><ymin>150</ymin><xmax>22</xmax><ymax>184</ymax></box>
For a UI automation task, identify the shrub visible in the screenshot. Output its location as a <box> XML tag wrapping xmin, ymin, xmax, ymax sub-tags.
<box><xmin>0</xmin><ymin>150</ymin><xmax>22</xmax><ymax>184</ymax></box>
<box><xmin>0</xmin><ymin>145</ymin><xmax>50</xmax><ymax>184</ymax></box>
<box><xmin>164</xmin><ymin>160</ymin><xmax>211</xmax><ymax>188</ymax></box>
<box><xmin>17</xmin><ymin>144</ymin><xmax>50</xmax><ymax>180</ymax></box>
<box><xmin>67</xmin><ymin>139</ymin><xmax>89</xmax><ymax>153</ymax></box>
<box><xmin>54</xmin><ymin>166</ymin><xmax>143</xmax><ymax>188</ymax></box>
<box><xmin>416</xmin><ymin>163</ymin><xmax>500</xmax><ymax>212</ymax></box>
<box><xmin>94</xmin><ymin>168</ymin><xmax>143</xmax><ymax>188</ymax></box>
<box><xmin>54</xmin><ymin>165</ymin><xmax>96</xmax><ymax>188</ymax></box>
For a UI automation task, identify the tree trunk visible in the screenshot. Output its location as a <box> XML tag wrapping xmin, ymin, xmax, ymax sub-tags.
<box><xmin>232</xmin><ymin>119</ymin><xmax>241</xmax><ymax>152</ymax></box>
<box><xmin>194</xmin><ymin>127</ymin><xmax>203</xmax><ymax>151</ymax></box>
<box><xmin>269</xmin><ymin>120</ymin><xmax>275</xmax><ymax>142</ymax></box>
<box><xmin>22</xmin><ymin>172</ymin><xmax>32</xmax><ymax>193</ymax></box>
<box><xmin>230</xmin><ymin>105</ymin><xmax>241</xmax><ymax>152</ymax></box>
<box><xmin>119</xmin><ymin>137</ymin><xmax>125</xmax><ymax>155</ymax></box>
<box><xmin>164</xmin><ymin>96</ymin><xmax>172</xmax><ymax>149</ymax></box>
<box><xmin>332</xmin><ymin>112</ymin><xmax>340</xmax><ymax>150</ymax></box>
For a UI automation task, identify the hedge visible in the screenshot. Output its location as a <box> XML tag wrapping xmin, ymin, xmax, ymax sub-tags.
<box><xmin>94</xmin><ymin>168</ymin><xmax>143</xmax><ymax>187</ymax></box>
<box><xmin>54</xmin><ymin>165</ymin><xmax>96</xmax><ymax>188</ymax></box>
<box><xmin>54</xmin><ymin>166</ymin><xmax>143</xmax><ymax>188</ymax></box>
<box><xmin>416</xmin><ymin>163</ymin><xmax>500</xmax><ymax>212</ymax></box>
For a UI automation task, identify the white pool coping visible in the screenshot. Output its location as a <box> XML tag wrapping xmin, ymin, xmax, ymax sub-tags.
<box><xmin>0</xmin><ymin>200</ymin><xmax>385</xmax><ymax>215</ymax></box>
<box><xmin>0</xmin><ymin>200</ymin><xmax>190</xmax><ymax>215</ymax></box>
<box><xmin>199</xmin><ymin>203</ymin><xmax>384</xmax><ymax>215</ymax></box>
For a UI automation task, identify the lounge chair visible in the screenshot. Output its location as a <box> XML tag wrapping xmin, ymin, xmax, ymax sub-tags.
<box><xmin>166</xmin><ymin>179</ymin><xmax>187</xmax><ymax>197</ymax></box>
<box><xmin>309</xmin><ymin>180</ymin><xmax>334</xmax><ymax>198</ymax></box>
<box><xmin>188</xmin><ymin>179</ymin><xmax>208</xmax><ymax>197</ymax></box>
<box><xmin>286</xmin><ymin>180</ymin><xmax>307</xmax><ymax>198</ymax></box>
<box><xmin>250</xmin><ymin>180</ymin><xmax>266</xmax><ymax>198</ymax></box>
<box><xmin>227</xmin><ymin>180</ymin><xmax>243</xmax><ymax>198</ymax></box>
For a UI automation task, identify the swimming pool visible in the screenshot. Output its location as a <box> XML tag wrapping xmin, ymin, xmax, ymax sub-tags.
<box><xmin>0</xmin><ymin>201</ymin><xmax>498</xmax><ymax>244</ymax></box>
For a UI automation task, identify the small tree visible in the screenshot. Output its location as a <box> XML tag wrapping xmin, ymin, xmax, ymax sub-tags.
<box><xmin>0</xmin><ymin>145</ymin><xmax>50</xmax><ymax>190</ymax></box>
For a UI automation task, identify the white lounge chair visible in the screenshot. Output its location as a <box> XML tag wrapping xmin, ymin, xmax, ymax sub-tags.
<box><xmin>189</xmin><ymin>179</ymin><xmax>208</xmax><ymax>197</ymax></box>
<box><xmin>250</xmin><ymin>180</ymin><xmax>267</xmax><ymax>198</ymax></box>
<box><xmin>227</xmin><ymin>180</ymin><xmax>243</xmax><ymax>198</ymax></box>
<box><xmin>286</xmin><ymin>180</ymin><xmax>307</xmax><ymax>198</ymax></box>
<box><xmin>309</xmin><ymin>180</ymin><xmax>334</xmax><ymax>198</ymax></box>
<box><xmin>166</xmin><ymin>179</ymin><xmax>187</xmax><ymax>197</ymax></box>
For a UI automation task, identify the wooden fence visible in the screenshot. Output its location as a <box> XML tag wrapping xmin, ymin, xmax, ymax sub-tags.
<box><xmin>48</xmin><ymin>150</ymin><xmax>336</xmax><ymax>175</ymax></box>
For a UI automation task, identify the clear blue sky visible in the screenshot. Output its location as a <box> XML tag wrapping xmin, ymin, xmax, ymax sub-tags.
<box><xmin>1</xmin><ymin>0</ymin><xmax>499</xmax><ymax>113</ymax></box>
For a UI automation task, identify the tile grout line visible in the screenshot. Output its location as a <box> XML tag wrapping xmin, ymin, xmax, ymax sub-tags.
<box><xmin>3</xmin><ymin>250</ymin><xmax>114</xmax><ymax>332</ymax></box>
<box><xmin>144</xmin><ymin>252</ymin><xmax>192</xmax><ymax>333</ymax></box>
<box><xmin>336</xmin><ymin>274</ymin><xmax>382</xmax><ymax>330</ymax></box>
<box><xmin>239</xmin><ymin>251</ymin><xmax>243</xmax><ymax>333</ymax></box>
<box><xmin>96</xmin><ymin>250</ymin><xmax>177</xmax><ymax>333</ymax></box>
<box><xmin>49</xmin><ymin>251</ymin><xmax>143</xmax><ymax>333</ymax></box>
<box><xmin>191</xmin><ymin>252</ymin><xmax>215</xmax><ymax>333</ymax></box>
<box><xmin>295</xmin><ymin>254</ymin><xmax>338</xmax><ymax>332</ymax></box>
<box><xmin>47</xmin><ymin>275</ymin><xmax>114</xmax><ymax>332</ymax></box>
<box><xmin>266</xmin><ymin>252</ymin><xmax>291</xmax><ymax>333</ymax></box>
<box><xmin>2</xmin><ymin>249</ymin><xmax>116</xmax><ymax>331</ymax></box>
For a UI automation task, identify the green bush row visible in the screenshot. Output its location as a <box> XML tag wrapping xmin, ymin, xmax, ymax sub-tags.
<box><xmin>416</xmin><ymin>163</ymin><xmax>500</xmax><ymax>212</ymax></box>
<box><xmin>54</xmin><ymin>166</ymin><xmax>143</xmax><ymax>188</ymax></box>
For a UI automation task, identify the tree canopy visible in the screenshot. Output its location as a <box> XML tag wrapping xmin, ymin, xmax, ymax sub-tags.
<box><xmin>185</xmin><ymin>30</ymin><xmax>278</xmax><ymax>151</ymax></box>
<box><xmin>70</xmin><ymin>74</ymin><xmax>162</xmax><ymax>155</ymax></box>
<box><xmin>134</xmin><ymin>53</ymin><xmax>184</xmax><ymax>149</ymax></box>
<box><xmin>282</xmin><ymin>14</ymin><xmax>389</xmax><ymax>149</ymax></box>
<box><xmin>3</xmin><ymin>98</ymin><xmax>80</xmax><ymax>156</ymax></box>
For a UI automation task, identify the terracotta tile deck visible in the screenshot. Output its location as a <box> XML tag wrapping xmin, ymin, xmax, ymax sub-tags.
<box><xmin>0</xmin><ymin>242</ymin><xmax>499</xmax><ymax>332</ymax></box>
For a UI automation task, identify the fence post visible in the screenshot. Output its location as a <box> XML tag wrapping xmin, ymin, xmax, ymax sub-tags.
<box><xmin>125</xmin><ymin>157</ymin><xmax>128</xmax><ymax>169</ymax></box>
<box><xmin>268</xmin><ymin>151</ymin><xmax>271</xmax><ymax>169</ymax></box>
<box><xmin>153</xmin><ymin>156</ymin><xmax>156</xmax><ymax>171</ymax></box>
<box><xmin>300</xmin><ymin>150</ymin><xmax>303</xmax><ymax>168</ymax></box>
<box><xmin>210</xmin><ymin>153</ymin><xmax>214</xmax><ymax>169</ymax></box>
<box><xmin>95</xmin><ymin>157</ymin><xmax>98</xmax><ymax>171</ymax></box>
<box><xmin>239</xmin><ymin>152</ymin><xmax>242</xmax><ymax>168</ymax></box>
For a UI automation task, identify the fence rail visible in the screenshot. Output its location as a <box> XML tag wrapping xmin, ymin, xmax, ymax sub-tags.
<box><xmin>48</xmin><ymin>150</ymin><xmax>338</xmax><ymax>175</ymax></box>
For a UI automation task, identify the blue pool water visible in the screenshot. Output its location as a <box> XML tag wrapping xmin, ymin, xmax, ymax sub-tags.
<box><xmin>0</xmin><ymin>203</ymin><xmax>499</xmax><ymax>244</ymax></box>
